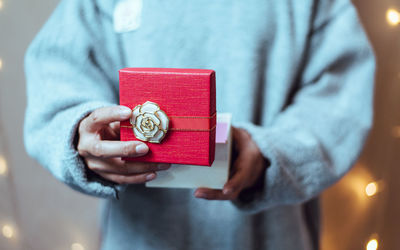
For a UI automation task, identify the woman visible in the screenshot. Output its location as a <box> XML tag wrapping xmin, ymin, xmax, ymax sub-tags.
<box><xmin>24</xmin><ymin>0</ymin><xmax>375</xmax><ymax>249</ymax></box>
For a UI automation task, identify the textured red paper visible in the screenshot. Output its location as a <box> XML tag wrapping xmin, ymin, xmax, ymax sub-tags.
<box><xmin>119</xmin><ymin>68</ymin><xmax>216</xmax><ymax>166</ymax></box>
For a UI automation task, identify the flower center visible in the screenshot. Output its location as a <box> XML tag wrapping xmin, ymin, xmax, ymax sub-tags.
<box><xmin>141</xmin><ymin>117</ymin><xmax>155</xmax><ymax>131</ymax></box>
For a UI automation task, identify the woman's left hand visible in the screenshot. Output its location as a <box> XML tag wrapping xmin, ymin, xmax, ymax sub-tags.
<box><xmin>194</xmin><ymin>127</ymin><xmax>267</xmax><ymax>200</ymax></box>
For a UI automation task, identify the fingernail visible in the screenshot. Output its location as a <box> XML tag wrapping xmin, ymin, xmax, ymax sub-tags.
<box><xmin>146</xmin><ymin>173</ymin><xmax>156</xmax><ymax>181</ymax></box>
<box><xmin>136</xmin><ymin>144</ymin><xmax>149</xmax><ymax>154</ymax></box>
<box><xmin>194</xmin><ymin>191</ymin><xmax>206</xmax><ymax>198</ymax></box>
<box><xmin>223</xmin><ymin>188</ymin><xmax>233</xmax><ymax>195</ymax></box>
<box><xmin>158</xmin><ymin>164</ymin><xmax>171</xmax><ymax>170</ymax></box>
<box><xmin>120</xmin><ymin>107</ymin><xmax>132</xmax><ymax>117</ymax></box>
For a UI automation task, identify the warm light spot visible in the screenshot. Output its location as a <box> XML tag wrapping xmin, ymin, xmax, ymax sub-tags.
<box><xmin>393</xmin><ymin>126</ymin><xmax>400</xmax><ymax>138</ymax></box>
<box><xmin>0</xmin><ymin>1</ymin><xmax>3</xmax><ymax>10</ymax></box>
<box><xmin>0</xmin><ymin>58</ymin><xmax>3</xmax><ymax>70</ymax></box>
<box><xmin>366</xmin><ymin>238</ymin><xmax>378</xmax><ymax>250</ymax></box>
<box><xmin>365</xmin><ymin>182</ymin><xmax>378</xmax><ymax>197</ymax></box>
<box><xmin>71</xmin><ymin>243</ymin><xmax>85</xmax><ymax>250</ymax></box>
<box><xmin>2</xmin><ymin>225</ymin><xmax>14</xmax><ymax>239</ymax></box>
<box><xmin>387</xmin><ymin>8</ymin><xmax>400</xmax><ymax>26</ymax></box>
<box><xmin>0</xmin><ymin>156</ymin><xmax>7</xmax><ymax>175</ymax></box>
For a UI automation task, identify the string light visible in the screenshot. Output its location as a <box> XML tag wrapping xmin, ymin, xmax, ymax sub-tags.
<box><xmin>71</xmin><ymin>243</ymin><xmax>85</xmax><ymax>250</ymax></box>
<box><xmin>2</xmin><ymin>225</ymin><xmax>14</xmax><ymax>239</ymax></box>
<box><xmin>0</xmin><ymin>155</ymin><xmax>7</xmax><ymax>175</ymax></box>
<box><xmin>366</xmin><ymin>238</ymin><xmax>378</xmax><ymax>250</ymax></box>
<box><xmin>365</xmin><ymin>182</ymin><xmax>378</xmax><ymax>197</ymax></box>
<box><xmin>386</xmin><ymin>8</ymin><xmax>400</xmax><ymax>26</ymax></box>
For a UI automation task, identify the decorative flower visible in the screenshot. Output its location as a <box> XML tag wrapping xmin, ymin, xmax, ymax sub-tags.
<box><xmin>130</xmin><ymin>101</ymin><xmax>169</xmax><ymax>143</ymax></box>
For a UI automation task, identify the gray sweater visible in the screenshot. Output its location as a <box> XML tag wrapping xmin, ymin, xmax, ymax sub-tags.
<box><xmin>24</xmin><ymin>0</ymin><xmax>375</xmax><ymax>249</ymax></box>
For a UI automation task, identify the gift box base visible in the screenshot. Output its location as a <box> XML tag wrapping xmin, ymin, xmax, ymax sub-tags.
<box><xmin>146</xmin><ymin>113</ymin><xmax>232</xmax><ymax>189</ymax></box>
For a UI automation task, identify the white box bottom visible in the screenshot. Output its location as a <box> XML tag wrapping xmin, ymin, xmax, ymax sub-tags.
<box><xmin>146</xmin><ymin>113</ymin><xmax>232</xmax><ymax>189</ymax></box>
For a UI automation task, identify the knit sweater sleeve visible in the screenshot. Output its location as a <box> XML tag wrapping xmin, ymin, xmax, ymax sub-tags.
<box><xmin>24</xmin><ymin>0</ymin><xmax>122</xmax><ymax>198</ymax></box>
<box><xmin>234</xmin><ymin>0</ymin><xmax>375</xmax><ymax>212</ymax></box>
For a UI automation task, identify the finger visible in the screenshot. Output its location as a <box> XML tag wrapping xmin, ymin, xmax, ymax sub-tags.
<box><xmin>232</xmin><ymin>127</ymin><xmax>244</xmax><ymax>148</ymax></box>
<box><xmin>100</xmin><ymin>125</ymin><xmax>120</xmax><ymax>140</ymax></box>
<box><xmin>222</xmin><ymin>167</ymin><xmax>247</xmax><ymax>196</ymax></box>
<box><xmin>221</xmin><ymin>147</ymin><xmax>255</xmax><ymax>195</ymax></box>
<box><xmin>87</xmin><ymin>157</ymin><xmax>171</xmax><ymax>175</ymax></box>
<box><xmin>222</xmin><ymin>149</ymin><xmax>260</xmax><ymax>196</ymax></box>
<box><xmin>194</xmin><ymin>188</ymin><xmax>237</xmax><ymax>200</ymax></box>
<box><xmin>109</xmin><ymin>121</ymin><xmax>121</xmax><ymax>136</ymax></box>
<box><xmin>97</xmin><ymin>171</ymin><xmax>157</xmax><ymax>185</ymax></box>
<box><xmin>85</xmin><ymin>140</ymin><xmax>149</xmax><ymax>158</ymax></box>
<box><xmin>232</xmin><ymin>126</ymin><xmax>240</xmax><ymax>143</ymax></box>
<box><xmin>232</xmin><ymin>127</ymin><xmax>252</xmax><ymax>150</ymax></box>
<box><xmin>223</xmin><ymin>156</ymin><xmax>266</xmax><ymax>195</ymax></box>
<box><xmin>83</xmin><ymin>106</ymin><xmax>132</xmax><ymax>132</ymax></box>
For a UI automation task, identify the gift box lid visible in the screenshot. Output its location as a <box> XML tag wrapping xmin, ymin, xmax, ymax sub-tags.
<box><xmin>119</xmin><ymin>68</ymin><xmax>216</xmax><ymax>166</ymax></box>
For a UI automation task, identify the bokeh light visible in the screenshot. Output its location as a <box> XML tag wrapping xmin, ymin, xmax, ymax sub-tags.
<box><xmin>71</xmin><ymin>243</ymin><xmax>85</xmax><ymax>250</ymax></box>
<box><xmin>392</xmin><ymin>126</ymin><xmax>400</xmax><ymax>138</ymax></box>
<box><xmin>387</xmin><ymin>8</ymin><xmax>400</xmax><ymax>26</ymax></box>
<box><xmin>2</xmin><ymin>225</ymin><xmax>14</xmax><ymax>239</ymax></box>
<box><xmin>365</xmin><ymin>182</ymin><xmax>378</xmax><ymax>197</ymax></box>
<box><xmin>366</xmin><ymin>238</ymin><xmax>378</xmax><ymax>250</ymax></box>
<box><xmin>0</xmin><ymin>155</ymin><xmax>7</xmax><ymax>175</ymax></box>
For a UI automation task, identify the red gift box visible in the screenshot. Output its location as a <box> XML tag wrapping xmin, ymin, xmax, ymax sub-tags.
<box><xmin>119</xmin><ymin>68</ymin><xmax>216</xmax><ymax>166</ymax></box>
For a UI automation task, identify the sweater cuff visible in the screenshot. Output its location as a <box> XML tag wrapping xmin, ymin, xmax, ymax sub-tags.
<box><xmin>62</xmin><ymin>101</ymin><xmax>121</xmax><ymax>199</ymax></box>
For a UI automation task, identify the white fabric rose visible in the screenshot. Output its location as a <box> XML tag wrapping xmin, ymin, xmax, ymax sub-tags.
<box><xmin>130</xmin><ymin>101</ymin><xmax>169</xmax><ymax>143</ymax></box>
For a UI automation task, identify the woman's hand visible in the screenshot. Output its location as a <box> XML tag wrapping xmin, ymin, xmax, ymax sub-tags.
<box><xmin>77</xmin><ymin>106</ymin><xmax>170</xmax><ymax>184</ymax></box>
<box><xmin>194</xmin><ymin>127</ymin><xmax>267</xmax><ymax>200</ymax></box>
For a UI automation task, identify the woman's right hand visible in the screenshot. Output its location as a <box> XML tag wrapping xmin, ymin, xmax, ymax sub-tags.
<box><xmin>77</xmin><ymin>106</ymin><xmax>170</xmax><ymax>184</ymax></box>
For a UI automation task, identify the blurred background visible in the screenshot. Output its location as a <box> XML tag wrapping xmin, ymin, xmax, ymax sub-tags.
<box><xmin>0</xmin><ymin>0</ymin><xmax>399</xmax><ymax>249</ymax></box>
